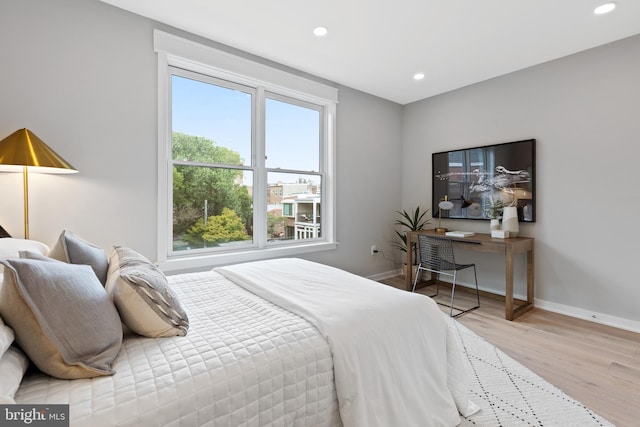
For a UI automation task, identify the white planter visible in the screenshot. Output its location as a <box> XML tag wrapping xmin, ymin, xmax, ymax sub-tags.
<box><xmin>501</xmin><ymin>207</ymin><xmax>519</xmax><ymax>237</ymax></box>
<box><xmin>490</xmin><ymin>219</ymin><xmax>500</xmax><ymax>231</ymax></box>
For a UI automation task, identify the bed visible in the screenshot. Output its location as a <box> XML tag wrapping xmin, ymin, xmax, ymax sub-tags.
<box><xmin>1</xmin><ymin>234</ymin><xmax>474</xmax><ymax>427</ymax></box>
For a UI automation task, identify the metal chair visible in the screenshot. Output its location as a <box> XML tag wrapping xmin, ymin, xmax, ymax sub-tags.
<box><xmin>412</xmin><ymin>234</ymin><xmax>480</xmax><ymax>317</ymax></box>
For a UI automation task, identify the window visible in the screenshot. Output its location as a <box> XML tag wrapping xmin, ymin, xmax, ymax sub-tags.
<box><xmin>155</xmin><ymin>31</ymin><xmax>338</xmax><ymax>271</ymax></box>
<box><xmin>171</xmin><ymin>72</ymin><xmax>254</xmax><ymax>252</ymax></box>
<box><xmin>282</xmin><ymin>202</ymin><xmax>293</xmax><ymax>217</ymax></box>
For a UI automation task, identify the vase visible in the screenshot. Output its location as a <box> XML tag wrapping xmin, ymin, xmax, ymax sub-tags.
<box><xmin>501</xmin><ymin>206</ymin><xmax>519</xmax><ymax>237</ymax></box>
<box><xmin>490</xmin><ymin>219</ymin><xmax>500</xmax><ymax>232</ymax></box>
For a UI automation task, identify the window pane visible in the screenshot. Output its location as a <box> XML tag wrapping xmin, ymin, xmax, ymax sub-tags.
<box><xmin>267</xmin><ymin>172</ymin><xmax>321</xmax><ymax>241</ymax></box>
<box><xmin>172</xmin><ymin>75</ymin><xmax>251</xmax><ymax>166</ymax></box>
<box><xmin>173</xmin><ymin>165</ymin><xmax>253</xmax><ymax>251</ymax></box>
<box><xmin>265</xmin><ymin>97</ymin><xmax>320</xmax><ymax>171</ymax></box>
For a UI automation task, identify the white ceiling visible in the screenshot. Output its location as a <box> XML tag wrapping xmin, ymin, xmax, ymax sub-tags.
<box><xmin>100</xmin><ymin>0</ymin><xmax>640</xmax><ymax>105</ymax></box>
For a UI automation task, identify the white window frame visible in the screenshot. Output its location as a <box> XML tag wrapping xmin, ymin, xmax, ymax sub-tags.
<box><xmin>154</xmin><ymin>30</ymin><xmax>338</xmax><ymax>272</ymax></box>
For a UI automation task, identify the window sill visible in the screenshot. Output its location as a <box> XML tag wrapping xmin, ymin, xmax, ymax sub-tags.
<box><xmin>158</xmin><ymin>241</ymin><xmax>338</xmax><ymax>274</ymax></box>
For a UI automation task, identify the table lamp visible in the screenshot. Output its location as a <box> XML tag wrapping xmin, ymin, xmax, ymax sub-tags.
<box><xmin>435</xmin><ymin>195</ymin><xmax>454</xmax><ymax>233</ymax></box>
<box><xmin>0</xmin><ymin>128</ymin><xmax>78</xmax><ymax>239</ymax></box>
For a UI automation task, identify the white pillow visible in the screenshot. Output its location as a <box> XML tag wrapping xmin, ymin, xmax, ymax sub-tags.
<box><xmin>0</xmin><ymin>238</ymin><xmax>50</xmax><ymax>277</ymax></box>
<box><xmin>0</xmin><ymin>316</ymin><xmax>14</xmax><ymax>356</ymax></box>
<box><xmin>0</xmin><ymin>345</ymin><xmax>30</xmax><ymax>404</ymax></box>
<box><xmin>0</xmin><ymin>238</ymin><xmax>50</xmax><ymax>259</ymax></box>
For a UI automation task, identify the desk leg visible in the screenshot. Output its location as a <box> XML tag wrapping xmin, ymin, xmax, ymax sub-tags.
<box><xmin>527</xmin><ymin>246</ymin><xmax>535</xmax><ymax>304</ymax></box>
<box><xmin>505</xmin><ymin>245</ymin><xmax>514</xmax><ymax>320</ymax></box>
<box><xmin>506</xmin><ymin>245</ymin><xmax>535</xmax><ymax>320</ymax></box>
<box><xmin>405</xmin><ymin>233</ymin><xmax>413</xmax><ymax>291</ymax></box>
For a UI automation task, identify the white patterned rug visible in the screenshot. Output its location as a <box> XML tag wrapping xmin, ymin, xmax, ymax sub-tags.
<box><xmin>446</xmin><ymin>317</ymin><xmax>615</xmax><ymax>427</ymax></box>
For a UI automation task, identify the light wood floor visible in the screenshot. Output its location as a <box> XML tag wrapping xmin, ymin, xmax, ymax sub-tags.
<box><xmin>380</xmin><ymin>276</ymin><xmax>640</xmax><ymax>427</ymax></box>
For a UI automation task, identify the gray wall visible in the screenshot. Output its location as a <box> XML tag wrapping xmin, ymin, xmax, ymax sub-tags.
<box><xmin>403</xmin><ymin>34</ymin><xmax>640</xmax><ymax>327</ymax></box>
<box><xmin>0</xmin><ymin>0</ymin><xmax>403</xmax><ymax>277</ymax></box>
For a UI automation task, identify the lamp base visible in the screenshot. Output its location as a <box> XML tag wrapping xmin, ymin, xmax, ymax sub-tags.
<box><xmin>435</xmin><ymin>227</ymin><xmax>448</xmax><ymax>233</ymax></box>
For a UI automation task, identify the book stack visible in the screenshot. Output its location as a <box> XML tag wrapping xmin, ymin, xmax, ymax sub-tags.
<box><xmin>445</xmin><ymin>231</ymin><xmax>475</xmax><ymax>237</ymax></box>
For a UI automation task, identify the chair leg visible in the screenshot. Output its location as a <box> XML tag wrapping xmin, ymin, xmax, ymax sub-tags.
<box><xmin>450</xmin><ymin>272</ymin><xmax>457</xmax><ymax>317</ymax></box>
<box><xmin>473</xmin><ymin>266</ymin><xmax>480</xmax><ymax>307</ymax></box>
<box><xmin>447</xmin><ymin>268</ymin><xmax>480</xmax><ymax>317</ymax></box>
<box><xmin>411</xmin><ymin>266</ymin><xmax>421</xmax><ymax>293</ymax></box>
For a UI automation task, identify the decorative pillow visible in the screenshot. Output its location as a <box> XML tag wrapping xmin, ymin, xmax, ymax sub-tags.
<box><xmin>106</xmin><ymin>246</ymin><xmax>189</xmax><ymax>338</ymax></box>
<box><xmin>48</xmin><ymin>230</ymin><xmax>109</xmax><ymax>285</ymax></box>
<box><xmin>0</xmin><ymin>258</ymin><xmax>122</xmax><ymax>379</ymax></box>
<box><xmin>0</xmin><ymin>345</ymin><xmax>30</xmax><ymax>404</ymax></box>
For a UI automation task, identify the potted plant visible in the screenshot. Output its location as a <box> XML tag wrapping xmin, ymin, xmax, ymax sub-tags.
<box><xmin>392</xmin><ymin>206</ymin><xmax>431</xmax><ymax>277</ymax></box>
<box><xmin>484</xmin><ymin>196</ymin><xmax>504</xmax><ymax>231</ymax></box>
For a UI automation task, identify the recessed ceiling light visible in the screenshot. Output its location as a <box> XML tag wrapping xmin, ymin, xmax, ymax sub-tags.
<box><xmin>313</xmin><ymin>27</ymin><xmax>328</xmax><ymax>37</ymax></box>
<box><xmin>594</xmin><ymin>2</ymin><xmax>616</xmax><ymax>15</ymax></box>
<box><xmin>413</xmin><ymin>73</ymin><xmax>425</xmax><ymax>81</ymax></box>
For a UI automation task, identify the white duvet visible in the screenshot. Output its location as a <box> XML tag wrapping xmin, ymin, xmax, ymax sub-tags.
<box><xmin>216</xmin><ymin>258</ymin><xmax>475</xmax><ymax>427</ymax></box>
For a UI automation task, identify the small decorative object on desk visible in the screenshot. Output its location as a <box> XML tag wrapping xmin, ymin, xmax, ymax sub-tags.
<box><xmin>445</xmin><ymin>231</ymin><xmax>475</xmax><ymax>237</ymax></box>
<box><xmin>501</xmin><ymin>206</ymin><xmax>519</xmax><ymax>237</ymax></box>
<box><xmin>491</xmin><ymin>230</ymin><xmax>510</xmax><ymax>239</ymax></box>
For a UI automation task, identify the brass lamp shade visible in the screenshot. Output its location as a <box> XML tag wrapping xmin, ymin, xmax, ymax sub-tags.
<box><xmin>0</xmin><ymin>128</ymin><xmax>78</xmax><ymax>238</ymax></box>
<box><xmin>0</xmin><ymin>128</ymin><xmax>77</xmax><ymax>172</ymax></box>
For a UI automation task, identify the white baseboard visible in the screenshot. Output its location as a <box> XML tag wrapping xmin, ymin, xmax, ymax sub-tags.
<box><xmin>367</xmin><ymin>269</ymin><xmax>402</xmax><ymax>282</ymax></box>
<box><xmin>365</xmin><ymin>271</ymin><xmax>640</xmax><ymax>334</ymax></box>
<box><xmin>534</xmin><ymin>298</ymin><xmax>640</xmax><ymax>334</ymax></box>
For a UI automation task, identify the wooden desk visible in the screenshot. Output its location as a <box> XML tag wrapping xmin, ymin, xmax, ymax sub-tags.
<box><xmin>405</xmin><ymin>229</ymin><xmax>534</xmax><ymax>320</ymax></box>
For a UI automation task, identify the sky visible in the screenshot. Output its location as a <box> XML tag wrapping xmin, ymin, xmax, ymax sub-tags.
<box><xmin>171</xmin><ymin>75</ymin><xmax>321</xmax><ymax>186</ymax></box>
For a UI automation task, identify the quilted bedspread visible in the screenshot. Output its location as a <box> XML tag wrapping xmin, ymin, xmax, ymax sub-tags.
<box><xmin>14</xmin><ymin>271</ymin><xmax>341</xmax><ymax>427</ymax></box>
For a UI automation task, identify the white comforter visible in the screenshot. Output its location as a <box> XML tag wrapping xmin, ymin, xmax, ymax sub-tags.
<box><xmin>216</xmin><ymin>258</ymin><xmax>474</xmax><ymax>427</ymax></box>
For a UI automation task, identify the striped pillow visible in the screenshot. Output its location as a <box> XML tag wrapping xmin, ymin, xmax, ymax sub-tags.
<box><xmin>105</xmin><ymin>246</ymin><xmax>189</xmax><ymax>338</ymax></box>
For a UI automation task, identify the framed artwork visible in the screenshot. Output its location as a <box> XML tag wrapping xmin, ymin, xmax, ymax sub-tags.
<box><xmin>432</xmin><ymin>139</ymin><xmax>536</xmax><ymax>222</ymax></box>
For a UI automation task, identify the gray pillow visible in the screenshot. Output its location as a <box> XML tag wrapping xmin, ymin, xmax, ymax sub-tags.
<box><xmin>19</xmin><ymin>250</ymin><xmax>59</xmax><ymax>263</ymax></box>
<box><xmin>0</xmin><ymin>258</ymin><xmax>122</xmax><ymax>379</ymax></box>
<box><xmin>106</xmin><ymin>246</ymin><xmax>189</xmax><ymax>338</ymax></box>
<box><xmin>48</xmin><ymin>230</ymin><xmax>109</xmax><ymax>285</ymax></box>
